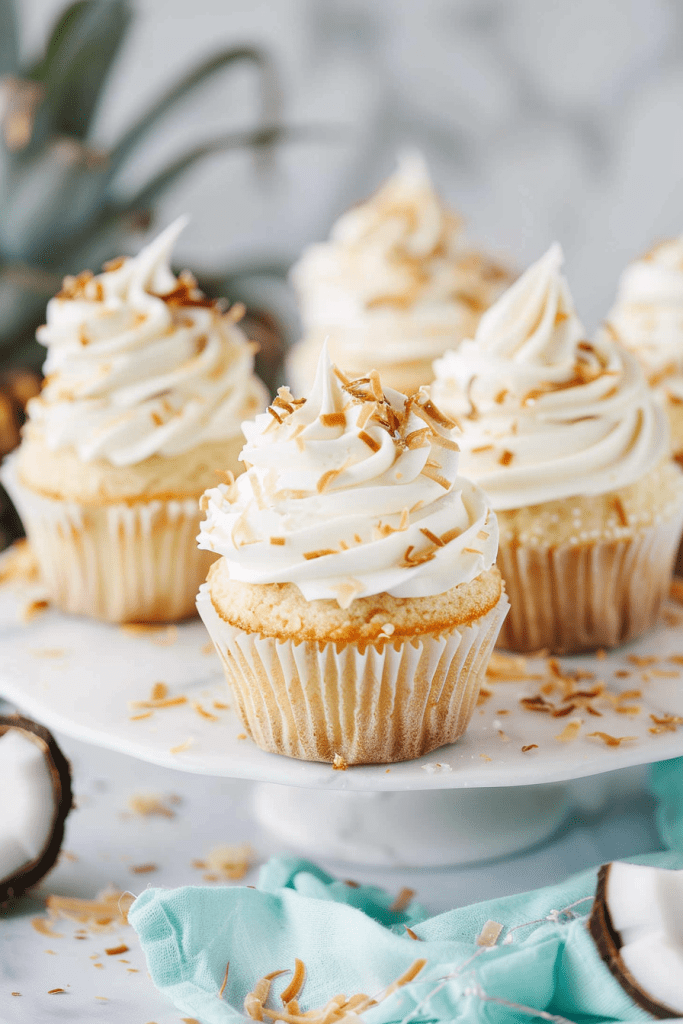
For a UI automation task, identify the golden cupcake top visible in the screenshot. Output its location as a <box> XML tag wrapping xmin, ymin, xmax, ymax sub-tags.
<box><xmin>198</xmin><ymin>345</ymin><xmax>498</xmax><ymax>606</ymax></box>
<box><xmin>290</xmin><ymin>151</ymin><xmax>512</xmax><ymax>365</ymax></box>
<box><xmin>26</xmin><ymin>218</ymin><xmax>267</xmax><ymax>467</ymax></box>
<box><xmin>431</xmin><ymin>244</ymin><xmax>669</xmax><ymax>510</ymax></box>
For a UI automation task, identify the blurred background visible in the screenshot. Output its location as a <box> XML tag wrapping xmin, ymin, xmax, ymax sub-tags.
<box><xmin>2</xmin><ymin>0</ymin><xmax>683</xmax><ymax>462</ymax></box>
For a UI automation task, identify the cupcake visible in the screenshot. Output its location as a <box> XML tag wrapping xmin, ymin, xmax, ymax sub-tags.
<box><xmin>197</xmin><ymin>346</ymin><xmax>508</xmax><ymax>764</ymax></box>
<box><xmin>431</xmin><ymin>244</ymin><xmax>683</xmax><ymax>654</ymax></box>
<box><xmin>288</xmin><ymin>151</ymin><xmax>512</xmax><ymax>397</ymax></box>
<box><xmin>604</xmin><ymin>236</ymin><xmax>683</xmax><ymax>463</ymax></box>
<box><xmin>3</xmin><ymin>219</ymin><xmax>268</xmax><ymax>623</ymax></box>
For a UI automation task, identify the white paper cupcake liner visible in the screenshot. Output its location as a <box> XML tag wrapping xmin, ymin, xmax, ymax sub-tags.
<box><xmin>497</xmin><ymin>509</ymin><xmax>683</xmax><ymax>654</ymax></box>
<box><xmin>197</xmin><ymin>583</ymin><xmax>509</xmax><ymax>764</ymax></box>
<box><xmin>3</xmin><ymin>456</ymin><xmax>212</xmax><ymax>623</ymax></box>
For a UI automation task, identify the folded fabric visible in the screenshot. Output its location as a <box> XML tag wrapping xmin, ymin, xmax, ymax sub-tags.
<box><xmin>129</xmin><ymin>851</ymin><xmax>683</xmax><ymax>1024</ymax></box>
<box><xmin>651</xmin><ymin>756</ymin><xmax>683</xmax><ymax>853</ymax></box>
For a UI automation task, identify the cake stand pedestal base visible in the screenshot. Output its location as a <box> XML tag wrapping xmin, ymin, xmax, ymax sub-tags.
<box><xmin>253</xmin><ymin>781</ymin><xmax>576</xmax><ymax>867</ymax></box>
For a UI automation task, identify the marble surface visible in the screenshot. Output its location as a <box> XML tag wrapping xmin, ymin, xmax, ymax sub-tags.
<box><xmin>0</xmin><ymin>701</ymin><xmax>665</xmax><ymax>1023</ymax></box>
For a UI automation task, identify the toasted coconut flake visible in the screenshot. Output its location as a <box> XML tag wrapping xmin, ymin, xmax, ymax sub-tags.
<box><xmin>356</xmin><ymin>401</ymin><xmax>376</xmax><ymax>429</ymax></box>
<box><xmin>472</xmin><ymin>444</ymin><xmax>494</xmax><ymax>453</ymax></box>
<box><xmin>32</xmin><ymin>917</ymin><xmax>64</xmax><ymax>938</ymax></box>
<box><xmin>218</xmin><ymin>961</ymin><xmax>230</xmax><ymax>999</ymax></box>
<box><xmin>627</xmin><ymin>654</ymin><xmax>658</xmax><ymax>667</ymax></box>
<box><xmin>486</xmin><ymin>652</ymin><xmax>530</xmax><ymax>681</ymax></box>
<box><xmin>670</xmin><ymin>578</ymin><xmax>683</xmax><ymax>604</ymax></box>
<box><xmin>650</xmin><ymin>668</ymin><xmax>680</xmax><ymax>679</ymax></box>
<box><xmin>476</xmin><ymin>687</ymin><xmax>492</xmax><ymax>706</ymax></box>
<box><xmin>46</xmin><ymin>888</ymin><xmax>132</xmax><ymax>930</ymax></box>
<box><xmin>404</xmin><ymin>427</ymin><xmax>431</xmax><ymax>449</ymax></box>
<box><xmin>151</xmin><ymin>682</ymin><xmax>168</xmax><ymax>701</ymax></box>
<box><xmin>440</xmin><ymin>527</ymin><xmax>462</xmax><ymax>545</ymax></box>
<box><xmin>357</xmin><ymin>430</ymin><xmax>381</xmax><ymax>452</ymax></box>
<box><xmin>120</xmin><ymin>622</ymin><xmax>178</xmax><ymax>644</ymax></box>
<box><xmin>170</xmin><ymin>738</ymin><xmax>193</xmax><ymax>755</ymax></box>
<box><xmin>476</xmin><ymin>920</ymin><xmax>503</xmax><ymax>947</ymax></box>
<box><xmin>368</xmin><ymin>370</ymin><xmax>384</xmax><ymax>402</ymax></box>
<box><xmin>555</xmin><ymin>718</ymin><xmax>582</xmax><ymax>742</ymax></box>
<box><xmin>270</xmin><ymin>536</ymin><xmax>285</xmax><ymax>546</ymax></box>
<box><xmin>615</xmin><ymin>705</ymin><xmax>641</xmax><ymax>716</ymax></box>
<box><xmin>129</xmin><ymin>863</ymin><xmax>157</xmax><ymax>875</ymax></box>
<box><xmin>191</xmin><ymin>700</ymin><xmax>219</xmax><ymax>722</ymax></box>
<box><xmin>499</xmin><ymin>449</ymin><xmax>514</xmax><ymax>466</ymax></box>
<box><xmin>332</xmin><ymin>753</ymin><xmax>348</xmax><ymax>771</ymax></box>
<box><xmin>419</xmin><ymin>527</ymin><xmax>444</xmax><ymax>547</ymax></box>
<box><xmin>129</xmin><ymin>695</ymin><xmax>187</xmax><ymax>710</ymax></box>
<box><xmin>47</xmin><ymin>988</ymin><xmax>66</xmax><ymax>994</ymax></box>
<box><xmin>199</xmin><ymin>843</ymin><xmax>253</xmax><ymax>880</ymax></box>
<box><xmin>317</xmin><ymin>468</ymin><xmax>344</xmax><ymax>494</ymax></box>
<box><xmin>404</xmin><ymin>925</ymin><xmax>421</xmax><ymax>940</ymax></box>
<box><xmin>429</xmin><ymin>432</ymin><xmax>459</xmax><ymax>451</ymax></box>
<box><xmin>520</xmin><ymin>695</ymin><xmax>553</xmax><ymax>713</ymax></box>
<box><xmin>521</xmin><ymin>744</ymin><xmax>538</xmax><ymax>753</ymax></box>
<box><xmin>0</xmin><ymin>539</ymin><xmax>39</xmax><ymax>584</ymax></box>
<box><xmin>331</xmin><ymin>578</ymin><xmax>364</xmax><ymax>609</ymax></box>
<box><xmin>388</xmin><ymin>887</ymin><xmax>415</xmax><ymax>913</ymax></box>
<box><xmin>303</xmin><ymin>548</ymin><xmax>336</xmax><ymax>561</ymax></box>
<box><xmin>480</xmin><ymin>753</ymin><xmax>492</xmax><ymax>762</ymax></box>
<box><xmin>280</xmin><ymin>959</ymin><xmax>306</xmax><ymax>1005</ymax></box>
<box><xmin>332</xmin><ymin>365</ymin><xmax>351</xmax><ymax>386</ymax></box>
<box><xmin>320</xmin><ymin>412</ymin><xmax>346</xmax><ymax>428</ymax></box>
<box><xmin>127</xmin><ymin>793</ymin><xmax>177</xmax><ymax>818</ymax></box>
<box><xmin>21</xmin><ymin>598</ymin><xmax>49</xmax><ymax>622</ymax></box>
<box><xmin>384</xmin><ymin>958</ymin><xmax>427</xmax><ymax>996</ymax></box>
<box><xmin>587</xmin><ymin>732</ymin><xmax>636</xmax><ymax>747</ymax></box>
<box><xmin>105</xmin><ymin>944</ymin><xmax>129</xmax><ymax>956</ymax></box>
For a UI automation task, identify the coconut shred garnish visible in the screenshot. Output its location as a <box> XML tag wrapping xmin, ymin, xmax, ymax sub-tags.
<box><xmin>198</xmin><ymin>345</ymin><xmax>498</xmax><ymax>606</ymax></box>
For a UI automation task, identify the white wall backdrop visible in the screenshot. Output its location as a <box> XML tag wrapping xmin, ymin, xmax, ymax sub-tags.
<box><xmin>15</xmin><ymin>0</ymin><xmax>683</xmax><ymax>329</ymax></box>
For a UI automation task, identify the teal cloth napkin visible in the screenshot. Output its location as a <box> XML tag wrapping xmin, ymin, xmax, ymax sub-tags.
<box><xmin>651</xmin><ymin>755</ymin><xmax>683</xmax><ymax>852</ymax></box>
<box><xmin>129</xmin><ymin>852</ymin><xmax>683</xmax><ymax>1024</ymax></box>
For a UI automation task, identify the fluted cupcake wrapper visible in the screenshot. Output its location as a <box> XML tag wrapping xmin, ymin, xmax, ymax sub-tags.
<box><xmin>496</xmin><ymin>509</ymin><xmax>683</xmax><ymax>655</ymax></box>
<box><xmin>197</xmin><ymin>583</ymin><xmax>509</xmax><ymax>764</ymax></box>
<box><xmin>3</xmin><ymin>456</ymin><xmax>213</xmax><ymax>623</ymax></box>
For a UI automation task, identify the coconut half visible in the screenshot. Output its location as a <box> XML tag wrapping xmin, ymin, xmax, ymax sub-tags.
<box><xmin>589</xmin><ymin>861</ymin><xmax>683</xmax><ymax>1018</ymax></box>
<box><xmin>0</xmin><ymin>715</ymin><xmax>73</xmax><ymax>904</ymax></box>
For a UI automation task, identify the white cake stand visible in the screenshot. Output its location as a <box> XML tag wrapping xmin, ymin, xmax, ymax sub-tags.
<box><xmin>2</xmin><ymin>571</ymin><xmax>683</xmax><ymax>865</ymax></box>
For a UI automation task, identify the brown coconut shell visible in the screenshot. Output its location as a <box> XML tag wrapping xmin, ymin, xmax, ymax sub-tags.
<box><xmin>0</xmin><ymin>714</ymin><xmax>73</xmax><ymax>905</ymax></box>
<box><xmin>588</xmin><ymin>862</ymin><xmax>680</xmax><ymax>1020</ymax></box>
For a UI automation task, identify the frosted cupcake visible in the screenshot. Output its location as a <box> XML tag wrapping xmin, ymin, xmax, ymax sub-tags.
<box><xmin>197</xmin><ymin>347</ymin><xmax>508</xmax><ymax>764</ymax></box>
<box><xmin>4</xmin><ymin>219</ymin><xmax>268</xmax><ymax>623</ymax></box>
<box><xmin>288</xmin><ymin>151</ymin><xmax>512</xmax><ymax>396</ymax></box>
<box><xmin>432</xmin><ymin>244</ymin><xmax>683</xmax><ymax>654</ymax></box>
<box><xmin>604</xmin><ymin>236</ymin><xmax>683</xmax><ymax>462</ymax></box>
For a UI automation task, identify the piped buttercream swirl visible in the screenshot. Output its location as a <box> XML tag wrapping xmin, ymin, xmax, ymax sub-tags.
<box><xmin>605</xmin><ymin>236</ymin><xmax>683</xmax><ymax>399</ymax></box>
<box><xmin>431</xmin><ymin>244</ymin><xmax>668</xmax><ymax>510</ymax></box>
<box><xmin>26</xmin><ymin>218</ymin><xmax>268</xmax><ymax>466</ymax></box>
<box><xmin>198</xmin><ymin>347</ymin><xmax>498</xmax><ymax>605</ymax></box>
<box><xmin>290</xmin><ymin>151</ymin><xmax>511</xmax><ymax>366</ymax></box>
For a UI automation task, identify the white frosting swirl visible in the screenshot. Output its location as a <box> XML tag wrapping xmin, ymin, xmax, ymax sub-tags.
<box><xmin>26</xmin><ymin>218</ymin><xmax>268</xmax><ymax>466</ymax></box>
<box><xmin>290</xmin><ymin>151</ymin><xmax>510</xmax><ymax>365</ymax></box>
<box><xmin>431</xmin><ymin>244</ymin><xmax>668</xmax><ymax>511</ymax></box>
<box><xmin>606</xmin><ymin>236</ymin><xmax>683</xmax><ymax>399</ymax></box>
<box><xmin>199</xmin><ymin>347</ymin><xmax>498</xmax><ymax>606</ymax></box>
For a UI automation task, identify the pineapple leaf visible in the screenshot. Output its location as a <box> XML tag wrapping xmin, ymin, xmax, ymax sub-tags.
<box><xmin>107</xmin><ymin>46</ymin><xmax>280</xmax><ymax>181</ymax></box>
<box><xmin>118</xmin><ymin>124</ymin><xmax>326</xmax><ymax>212</ymax></box>
<box><xmin>0</xmin><ymin>0</ymin><xmax>19</xmax><ymax>76</ymax></box>
<box><xmin>27</xmin><ymin>0</ymin><xmax>132</xmax><ymax>143</ymax></box>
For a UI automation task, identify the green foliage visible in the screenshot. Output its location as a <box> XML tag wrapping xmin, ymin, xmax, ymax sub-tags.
<box><xmin>0</xmin><ymin>0</ymin><xmax>285</xmax><ymax>366</ymax></box>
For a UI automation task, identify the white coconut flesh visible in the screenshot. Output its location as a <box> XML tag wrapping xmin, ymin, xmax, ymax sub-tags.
<box><xmin>605</xmin><ymin>861</ymin><xmax>683</xmax><ymax>1014</ymax></box>
<box><xmin>0</xmin><ymin>728</ymin><xmax>57</xmax><ymax>882</ymax></box>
